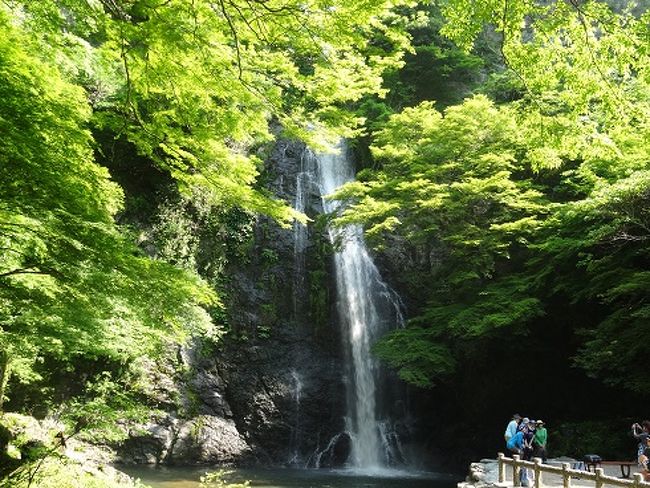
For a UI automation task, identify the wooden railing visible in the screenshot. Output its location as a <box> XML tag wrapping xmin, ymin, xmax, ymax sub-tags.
<box><xmin>497</xmin><ymin>453</ymin><xmax>650</xmax><ymax>488</ymax></box>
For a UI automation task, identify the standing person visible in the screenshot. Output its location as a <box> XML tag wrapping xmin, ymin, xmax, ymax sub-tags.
<box><xmin>533</xmin><ymin>420</ymin><xmax>548</xmax><ymax>462</ymax></box>
<box><xmin>640</xmin><ymin>437</ymin><xmax>650</xmax><ymax>481</ymax></box>
<box><xmin>505</xmin><ymin>414</ymin><xmax>522</xmax><ymax>446</ymax></box>
<box><xmin>521</xmin><ymin>419</ymin><xmax>535</xmax><ymax>486</ymax></box>
<box><xmin>522</xmin><ymin>419</ymin><xmax>536</xmax><ymax>461</ymax></box>
<box><xmin>632</xmin><ymin>421</ymin><xmax>650</xmax><ymax>460</ymax></box>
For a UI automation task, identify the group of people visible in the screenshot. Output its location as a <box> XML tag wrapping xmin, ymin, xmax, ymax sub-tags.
<box><xmin>501</xmin><ymin>416</ymin><xmax>650</xmax><ymax>483</ymax></box>
<box><xmin>504</xmin><ymin>414</ymin><xmax>548</xmax><ymax>462</ymax></box>
<box><xmin>504</xmin><ymin>414</ymin><xmax>548</xmax><ymax>487</ymax></box>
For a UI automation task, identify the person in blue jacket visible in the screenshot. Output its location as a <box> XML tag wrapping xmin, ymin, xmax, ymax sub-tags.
<box><xmin>507</xmin><ymin>425</ymin><xmax>530</xmax><ymax>486</ymax></box>
<box><xmin>507</xmin><ymin>429</ymin><xmax>524</xmax><ymax>455</ymax></box>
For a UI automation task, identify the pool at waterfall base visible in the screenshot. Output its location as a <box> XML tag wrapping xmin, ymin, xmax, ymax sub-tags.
<box><xmin>119</xmin><ymin>466</ymin><xmax>459</xmax><ymax>488</ymax></box>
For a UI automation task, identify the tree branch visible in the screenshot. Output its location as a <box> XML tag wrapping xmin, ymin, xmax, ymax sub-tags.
<box><xmin>0</xmin><ymin>267</ymin><xmax>50</xmax><ymax>279</ymax></box>
<box><xmin>566</xmin><ymin>0</ymin><xmax>627</xmax><ymax>109</ymax></box>
<box><xmin>213</xmin><ymin>0</ymin><xmax>244</xmax><ymax>80</ymax></box>
<box><xmin>497</xmin><ymin>0</ymin><xmax>544</xmax><ymax>115</ymax></box>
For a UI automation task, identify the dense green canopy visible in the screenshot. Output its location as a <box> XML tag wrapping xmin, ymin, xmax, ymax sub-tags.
<box><xmin>333</xmin><ymin>0</ymin><xmax>650</xmax><ymax>392</ymax></box>
<box><xmin>1</xmin><ymin>0</ymin><xmax>649</xmax><ymax>479</ymax></box>
<box><xmin>3</xmin><ymin>0</ymin><xmax>411</xmax><ymax>223</ymax></box>
<box><xmin>0</xmin><ymin>10</ymin><xmax>217</xmax><ymax>408</ymax></box>
<box><xmin>0</xmin><ymin>0</ymin><xmax>411</xmax><ymax>413</ymax></box>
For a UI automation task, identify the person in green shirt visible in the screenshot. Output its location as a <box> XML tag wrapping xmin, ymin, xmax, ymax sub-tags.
<box><xmin>533</xmin><ymin>420</ymin><xmax>548</xmax><ymax>462</ymax></box>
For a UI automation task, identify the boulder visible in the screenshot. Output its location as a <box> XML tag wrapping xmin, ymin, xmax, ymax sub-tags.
<box><xmin>459</xmin><ymin>459</ymin><xmax>500</xmax><ymax>488</ymax></box>
<box><xmin>170</xmin><ymin>415</ymin><xmax>251</xmax><ymax>464</ymax></box>
<box><xmin>118</xmin><ymin>415</ymin><xmax>251</xmax><ymax>465</ymax></box>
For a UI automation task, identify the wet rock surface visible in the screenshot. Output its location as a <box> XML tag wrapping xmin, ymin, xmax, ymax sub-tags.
<box><xmin>310</xmin><ymin>432</ymin><xmax>352</xmax><ymax>468</ymax></box>
<box><xmin>116</xmin><ymin>137</ymin><xmax>437</xmax><ymax>468</ymax></box>
<box><xmin>220</xmin><ymin>328</ymin><xmax>345</xmax><ymax>466</ymax></box>
<box><xmin>118</xmin><ymin>138</ymin><xmax>345</xmax><ymax>467</ymax></box>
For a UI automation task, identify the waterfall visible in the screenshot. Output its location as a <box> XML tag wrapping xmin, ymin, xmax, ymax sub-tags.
<box><xmin>310</xmin><ymin>142</ymin><xmax>405</xmax><ymax>471</ymax></box>
<box><xmin>292</xmin><ymin>149</ymin><xmax>316</xmax><ymax>320</ymax></box>
<box><xmin>288</xmin><ymin>369</ymin><xmax>303</xmax><ymax>465</ymax></box>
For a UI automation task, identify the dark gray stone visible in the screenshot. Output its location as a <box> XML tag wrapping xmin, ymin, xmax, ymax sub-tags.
<box><xmin>118</xmin><ymin>415</ymin><xmax>251</xmax><ymax>465</ymax></box>
<box><xmin>170</xmin><ymin>416</ymin><xmax>251</xmax><ymax>464</ymax></box>
<box><xmin>119</xmin><ymin>137</ymin><xmax>345</xmax><ymax>467</ymax></box>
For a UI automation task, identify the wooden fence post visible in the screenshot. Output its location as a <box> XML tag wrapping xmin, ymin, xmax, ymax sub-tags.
<box><xmin>533</xmin><ymin>457</ymin><xmax>542</xmax><ymax>488</ymax></box>
<box><xmin>562</xmin><ymin>462</ymin><xmax>571</xmax><ymax>488</ymax></box>
<box><xmin>513</xmin><ymin>454</ymin><xmax>521</xmax><ymax>487</ymax></box>
<box><xmin>594</xmin><ymin>467</ymin><xmax>604</xmax><ymax>488</ymax></box>
<box><xmin>498</xmin><ymin>452</ymin><xmax>506</xmax><ymax>483</ymax></box>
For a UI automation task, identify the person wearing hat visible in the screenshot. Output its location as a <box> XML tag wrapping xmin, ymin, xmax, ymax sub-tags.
<box><xmin>505</xmin><ymin>414</ymin><xmax>522</xmax><ymax>446</ymax></box>
<box><xmin>520</xmin><ymin>420</ymin><xmax>537</xmax><ymax>487</ymax></box>
<box><xmin>533</xmin><ymin>420</ymin><xmax>548</xmax><ymax>462</ymax></box>
<box><xmin>518</xmin><ymin>417</ymin><xmax>530</xmax><ymax>432</ymax></box>
<box><xmin>522</xmin><ymin>419</ymin><xmax>537</xmax><ymax>460</ymax></box>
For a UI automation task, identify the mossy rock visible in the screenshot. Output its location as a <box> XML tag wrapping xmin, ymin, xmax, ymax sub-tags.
<box><xmin>1</xmin><ymin>413</ymin><xmax>50</xmax><ymax>449</ymax></box>
<box><xmin>0</xmin><ymin>422</ymin><xmax>12</xmax><ymax>451</ymax></box>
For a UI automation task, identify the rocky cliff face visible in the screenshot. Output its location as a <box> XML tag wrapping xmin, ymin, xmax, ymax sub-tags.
<box><xmin>217</xmin><ymin>138</ymin><xmax>346</xmax><ymax>466</ymax></box>
<box><xmin>117</xmin><ymin>137</ymin><xmax>347</xmax><ymax>467</ymax></box>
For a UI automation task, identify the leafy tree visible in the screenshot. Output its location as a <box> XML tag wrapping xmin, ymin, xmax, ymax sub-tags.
<box><xmin>387</xmin><ymin>4</ymin><xmax>487</xmax><ymax>109</ymax></box>
<box><xmin>536</xmin><ymin>171</ymin><xmax>650</xmax><ymax>391</ymax></box>
<box><xmin>333</xmin><ymin>96</ymin><xmax>548</xmax><ymax>386</ymax></box>
<box><xmin>334</xmin><ymin>1</ymin><xmax>650</xmax><ymax>390</ymax></box>
<box><xmin>4</xmin><ymin>0</ymin><xmax>412</xmax><ymax>225</ymax></box>
<box><xmin>0</xmin><ymin>0</ymin><xmax>418</xmax><ymax>410</ymax></box>
<box><xmin>437</xmin><ymin>0</ymin><xmax>650</xmax><ymax>163</ymax></box>
<box><xmin>0</xmin><ymin>9</ymin><xmax>217</xmax><ymax>411</ymax></box>
<box><xmin>436</xmin><ymin>0</ymin><xmax>650</xmax><ymax>391</ymax></box>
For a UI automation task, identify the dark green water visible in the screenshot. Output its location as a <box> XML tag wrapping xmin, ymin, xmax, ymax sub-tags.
<box><xmin>119</xmin><ymin>466</ymin><xmax>459</xmax><ymax>488</ymax></box>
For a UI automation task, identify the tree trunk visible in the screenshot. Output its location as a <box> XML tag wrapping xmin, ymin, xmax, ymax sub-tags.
<box><xmin>0</xmin><ymin>349</ymin><xmax>9</xmax><ymax>413</ymax></box>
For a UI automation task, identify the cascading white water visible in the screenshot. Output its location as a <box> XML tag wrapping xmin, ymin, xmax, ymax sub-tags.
<box><xmin>311</xmin><ymin>142</ymin><xmax>405</xmax><ymax>471</ymax></box>
<box><xmin>288</xmin><ymin>369</ymin><xmax>303</xmax><ymax>465</ymax></box>
<box><xmin>289</xmin><ymin>150</ymin><xmax>316</xmax><ymax>466</ymax></box>
<box><xmin>293</xmin><ymin>156</ymin><xmax>308</xmax><ymax>317</ymax></box>
<box><xmin>293</xmin><ymin>149</ymin><xmax>317</xmax><ymax>320</ymax></box>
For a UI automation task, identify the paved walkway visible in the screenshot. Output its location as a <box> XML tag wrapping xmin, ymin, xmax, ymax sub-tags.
<box><xmin>504</xmin><ymin>464</ymin><xmax>640</xmax><ymax>487</ymax></box>
<box><xmin>469</xmin><ymin>458</ymin><xmax>645</xmax><ymax>488</ymax></box>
